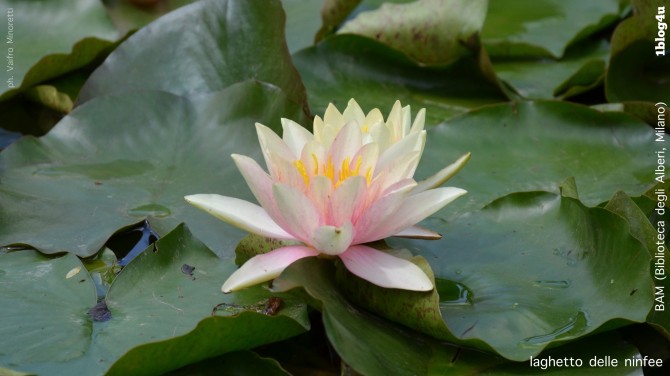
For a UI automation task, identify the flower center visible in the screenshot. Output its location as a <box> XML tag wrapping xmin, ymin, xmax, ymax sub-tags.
<box><xmin>293</xmin><ymin>154</ymin><xmax>372</xmax><ymax>188</ymax></box>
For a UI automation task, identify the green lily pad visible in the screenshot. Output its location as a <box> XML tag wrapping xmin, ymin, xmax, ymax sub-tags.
<box><xmin>0</xmin><ymin>224</ymin><xmax>309</xmax><ymax>375</ymax></box>
<box><xmin>278</xmin><ymin>257</ymin><xmax>646</xmax><ymax>372</ymax></box>
<box><xmin>481</xmin><ymin>0</ymin><xmax>622</xmax><ymax>58</ymax></box>
<box><xmin>78</xmin><ymin>0</ymin><xmax>307</xmax><ymax>111</ymax></box>
<box><xmin>276</xmin><ymin>258</ymin><xmax>506</xmax><ymax>375</ymax></box>
<box><xmin>0</xmin><ymin>83</ymin><xmax>306</xmax><ymax>257</ymax></box>
<box><xmin>338</xmin><ymin>0</ymin><xmax>487</xmax><ymax>65</ymax></box>
<box><xmin>493</xmin><ymin>40</ymin><xmax>609</xmax><ymax>99</ymax></box>
<box><xmin>283</xmin><ymin>0</ymin><xmax>325</xmax><ymax>53</ymax></box>
<box><xmin>365</xmin><ymin>191</ymin><xmax>653</xmax><ymax>360</ymax></box>
<box><xmin>104</xmin><ymin>0</ymin><xmax>197</xmax><ymax>35</ymax></box>
<box><xmin>292</xmin><ymin>34</ymin><xmax>508</xmax><ymax>125</ymax></box>
<box><xmin>606</xmin><ymin>0</ymin><xmax>670</xmax><ymax>102</ymax></box>
<box><xmin>416</xmin><ymin>101</ymin><xmax>655</xmax><ymax>218</ymax></box>
<box><xmin>0</xmin><ymin>0</ymin><xmax>118</xmax><ymax>100</ymax></box>
<box><xmin>166</xmin><ymin>350</ymin><xmax>290</xmax><ymax>376</ymax></box>
<box><xmin>0</xmin><ymin>250</ymin><xmax>96</xmax><ymax>368</ymax></box>
<box><xmin>315</xmin><ymin>0</ymin><xmax>362</xmax><ymax>41</ymax></box>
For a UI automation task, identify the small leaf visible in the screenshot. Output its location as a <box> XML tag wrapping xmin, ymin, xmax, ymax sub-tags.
<box><xmin>339</xmin><ymin>0</ymin><xmax>488</xmax><ymax>65</ymax></box>
<box><xmin>482</xmin><ymin>0</ymin><xmax>622</xmax><ymax>58</ymax></box>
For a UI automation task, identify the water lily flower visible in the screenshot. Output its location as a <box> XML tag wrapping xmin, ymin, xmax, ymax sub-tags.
<box><xmin>186</xmin><ymin>99</ymin><xmax>469</xmax><ymax>293</ymax></box>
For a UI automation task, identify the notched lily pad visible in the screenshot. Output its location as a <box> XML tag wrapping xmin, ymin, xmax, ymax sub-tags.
<box><xmin>330</xmin><ymin>189</ymin><xmax>656</xmax><ymax>361</ymax></box>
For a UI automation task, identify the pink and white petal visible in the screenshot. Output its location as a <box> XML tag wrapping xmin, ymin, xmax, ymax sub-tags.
<box><xmin>328</xmin><ymin>121</ymin><xmax>362</xmax><ymax>169</ymax></box>
<box><xmin>342</xmin><ymin>99</ymin><xmax>366</xmax><ymax>126</ymax></box>
<box><xmin>317</xmin><ymin>123</ymin><xmax>339</xmax><ymax>149</ymax></box>
<box><xmin>330</xmin><ymin>176</ymin><xmax>366</xmax><ymax>226</ymax></box>
<box><xmin>339</xmin><ymin>245</ymin><xmax>433</xmax><ymax>291</ymax></box>
<box><xmin>351</xmin><ymin>142</ymin><xmax>379</xmax><ymax>181</ymax></box>
<box><xmin>281</xmin><ymin>118</ymin><xmax>314</xmax><ymax>158</ymax></box>
<box><xmin>323</xmin><ymin>102</ymin><xmax>345</xmax><ymax>128</ymax></box>
<box><xmin>364</xmin><ymin>108</ymin><xmax>384</xmax><ymax>129</ymax></box>
<box><xmin>255</xmin><ymin>123</ymin><xmax>295</xmax><ymax>177</ymax></box>
<box><xmin>393</xmin><ymin>225</ymin><xmax>441</xmax><ymax>239</ymax></box>
<box><xmin>365</xmin><ymin>175</ymin><xmax>416</xmax><ymax>211</ymax></box>
<box><xmin>300</xmin><ymin>140</ymin><xmax>325</xmax><ymax>178</ymax></box>
<box><xmin>375</xmin><ymin>131</ymin><xmax>424</xmax><ymax>175</ymax></box>
<box><xmin>365</xmin><ymin>187</ymin><xmax>467</xmax><ymax>241</ymax></box>
<box><xmin>273</xmin><ymin>183</ymin><xmax>322</xmax><ymax>242</ymax></box>
<box><xmin>410</xmin><ymin>108</ymin><xmax>426</xmax><ymax>134</ymax></box>
<box><xmin>352</xmin><ymin>181</ymin><xmax>415</xmax><ymax>243</ymax></box>
<box><xmin>385</xmin><ymin>100</ymin><xmax>403</xmax><ymax>140</ymax></box>
<box><xmin>231</xmin><ymin>154</ymin><xmax>289</xmax><ymax>230</ymax></box>
<box><xmin>373</xmin><ymin>152</ymin><xmax>420</xmax><ymax>190</ymax></box>
<box><xmin>400</xmin><ymin>105</ymin><xmax>412</xmax><ymax>135</ymax></box>
<box><xmin>413</xmin><ymin>152</ymin><xmax>471</xmax><ymax>194</ymax></box>
<box><xmin>222</xmin><ymin>246</ymin><xmax>319</xmax><ymax>292</ymax></box>
<box><xmin>308</xmin><ymin>175</ymin><xmax>332</xmax><ymax>219</ymax></box>
<box><xmin>272</xmin><ymin>154</ymin><xmax>310</xmax><ymax>188</ymax></box>
<box><xmin>310</xmin><ymin>222</ymin><xmax>354</xmax><ymax>255</ymax></box>
<box><xmin>184</xmin><ymin>194</ymin><xmax>294</xmax><ymax>240</ymax></box>
<box><xmin>368</xmin><ymin>122</ymin><xmax>391</xmax><ymax>151</ymax></box>
<box><xmin>313</xmin><ymin>115</ymin><xmax>326</xmax><ymax>141</ymax></box>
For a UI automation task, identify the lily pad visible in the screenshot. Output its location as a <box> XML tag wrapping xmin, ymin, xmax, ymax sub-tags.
<box><xmin>283</xmin><ymin>0</ymin><xmax>325</xmax><ymax>53</ymax></box>
<box><xmin>481</xmin><ymin>0</ymin><xmax>622</xmax><ymax>58</ymax></box>
<box><xmin>338</xmin><ymin>0</ymin><xmax>488</xmax><ymax>65</ymax></box>
<box><xmin>278</xmin><ymin>256</ymin><xmax>646</xmax><ymax>371</ymax></box>
<box><xmin>315</xmin><ymin>0</ymin><xmax>362</xmax><ymax>41</ymax></box>
<box><xmin>0</xmin><ymin>224</ymin><xmax>309</xmax><ymax>375</ymax></box>
<box><xmin>493</xmin><ymin>40</ymin><xmax>609</xmax><ymax>99</ymax></box>
<box><xmin>0</xmin><ymin>250</ymin><xmax>96</xmax><ymax>368</ymax></box>
<box><xmin>276</xmin><ymin>257</ymin><xmax>505</xmax><ymax>375</ymax></box>
<box><xmin>0</xmin><ymin>0</ymin><xmax>119</xmax><ymax>100</ymax></box>
<box><xmin>166</xmin><ymin>350</ymin><xmax>290</xmax><ymax>376</ymax></box>
<box><xmin>372</xmin><ymin>191</ymin><xmax>653</xmax><ymax>360</ymax></box>
<box><xmin>292</xmin><ymin>34</ymin><xmax>508</xmax><ymax>125</ymax></box>
<box><xmin>0</xmin><ymin>83</ymin><xmax>307</xmax><ymax>257</ymax></box>
<box><xmin>104</xmin><ymin>0</ymin><xmax>197</xmax><ymax>35</ymax></box>
<box><xmin>417</xmin><ymin>100</ymin><xmax>655</xmax><ymax>218</ymax></box>
<box><xmin>78</xmin><ymin>0</ymin><xmax>307</xmax><ymax>111</ymax></box>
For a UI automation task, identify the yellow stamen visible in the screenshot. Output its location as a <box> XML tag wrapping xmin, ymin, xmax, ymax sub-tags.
<box><xmin>365</xmin><ymin>167</ymin><xmax>373</xmax><ymax>185</ymax></box>
<box><xmin>298</xmin><ymin>154</ymin><xmax>372</xmax><ymax>188</ymax></box>
<box><xmin>324</xmin><ymin>157</ymin><xmax>335</xmax><ymax>182</ymax></box>
<box><xmin>293</xmin><ymin>160</ymin><xmax>309</xmax><ymax>186</ymax></box>
<box><xmin>311</xmin><ymin>153</ymin><xmax>319</xmax><ymax>175</ymax></box>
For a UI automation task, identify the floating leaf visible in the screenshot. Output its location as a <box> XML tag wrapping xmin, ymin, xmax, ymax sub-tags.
<box><xmin>0</xmin><ymin>0</ymin><xmax>118</xmax><ymax>100</ymax></box>
<box><xmin>104</xmin><ymin>0</ymin><xmax>197</xmax><ymax>35</ymax></box>
<box><xmin>0</xmin><ymin>84</ymin><xmax>306</xmax><ymax>257</ymax></box>
<box><xmin>315</xmin><ymin>0</ymin><xmax>362</xmax><ymax>41</ymax></box>
<box><xmin>481</xmin><ymin>0</ymin><xmax>622</xmax><ymax>58</ymax></box>
<box><xmin>493</xmin><ymin>40</ymin><xmax>609</xmax><ymax>99</ymax></box>
<box><xmin>0</xmin><ymin>225</ymin><xmax>308</xmax><ymax>375</ymax></box>
<box><xmin>0</xmin><ymin>251</ymin><xmax>96</xmax><ymax>367</ymax></box>
<box><xmin>363</xmin><ymin>191</ymin><xmax>655</xmax><ymax>360</ymax></box>
<box><xmin>293</xmin><ymin>34</ymin><xmax>507</xmax><ymax>125</ymax></box>
<box><xmin>416</xmin><ymin>101</ymin><xmax>655</xmax><ymax>218</ymax></box>
<box><xmin>338</xmin><ymin>0</ymin><xmax>488</xmax><ymax>65</ymax></box>
<box><xmin>166</xmin><ymin>350</ymin><xmax>290</xmax><ymax>376</ymax></box>
<box><xmin>79</xmin><ymin>0</ymin><xmax>307</xmax><ymax>111</ymax></box>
